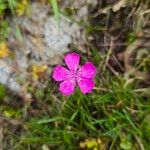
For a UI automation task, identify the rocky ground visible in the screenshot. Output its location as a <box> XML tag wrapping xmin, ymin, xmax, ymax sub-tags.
<box><xmin>0</xmin><ymin>1</ymin><xmax>89</xmax><ymax>96</ymax></box>
<box><xmin>0</xmin><ymin>0</ymin><xmax>149</xmax><ymax>149</ymax></box>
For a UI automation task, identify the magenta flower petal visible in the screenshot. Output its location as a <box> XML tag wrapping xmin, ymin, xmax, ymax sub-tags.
<box><xmin>65</xmin><ymin>52</ymin><xmax>80</xmax><ymax>71</ymax></box>
<box><xmin>79</xmin><ymin>62</ymin><xmax>96</xmax><ymax>79</ymax></box>
<box><xmin>78</xmin><ymin>78</ymin><xmax>95</xmax><ymax>94</ymax></box>
<box><xmin>53</xmin><ymin>65</ymin><xmax>70</xmax><ymax>81</ymax></box>
<box><xmin>59</xmin><ymin>79</ymin><xmax>76</xmax><ymax>96</ymax></box>
<box><xmin>52</xmin><ymin>52</ymin><xmax>96</xmax><ymax>96</ymax></box>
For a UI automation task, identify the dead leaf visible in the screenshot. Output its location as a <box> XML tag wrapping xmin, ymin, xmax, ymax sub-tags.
<box><xmin>0</xmin><ymin>42</ymin><xmax>10</xmax><ymax>58</ymax></box>
<box><xmin>32</xmin><ymin>64</ymin><xmax>47</xmax><ymax>80</ymax></box>
<box><xmin>16</xmin><ymin>0</ymin><xmax>29</xmax><ymax>16</ymax></box>
<box><xmin>96</xmin><ymin>0</ymin><xmax>127</xmax><ymax>15</ymax></box>
<box><xmin>80</xmin><ymin>138</ymin><xmax>103</xmax><ymax>150</ymax></box>
<box><xmin>112</xmin><ymin>0</ymin><xmax>127</xmax><ymax>12</ymax></box>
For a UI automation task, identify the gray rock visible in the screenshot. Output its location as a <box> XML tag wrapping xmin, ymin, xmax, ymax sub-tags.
<box><xmin>0</xmin><ymin>2</ymin><xmax>85</xmax><ymax>95</ymax></box>
<box><xmin>0</xmin><ymin>60</ymin><xmax>21</xmax><ymax>92</ymax></box>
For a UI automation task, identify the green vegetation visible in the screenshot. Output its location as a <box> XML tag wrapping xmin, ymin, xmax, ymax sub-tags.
<box><xmin>49</xmin><ymin>0</ymin><xmax>60</xmax><ymax>24</ymax></box>
<box><xmin>17</xmin><ymin>53</ymin><xmax>149</xmax><ymax>149</ymax></box>
<box><xmin>0</xmin><ymin>0</ymin><xmax>149</xmax><ymax>149</ymax></box>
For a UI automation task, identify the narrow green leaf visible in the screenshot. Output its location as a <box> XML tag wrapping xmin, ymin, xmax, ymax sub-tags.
<box><xmin>0</xmin><ymin>84</ymin><xmax>6</xmax><ymax>100</ymax></box>
<box><xmin>49</xmin><ymin>0</ymin><xmax>60</xmax><ymax>24</ymax></box>
<box><xmin>38</xmin><ymin>117</ymin><xmax>66</xmax><ymax>124</ymax></box>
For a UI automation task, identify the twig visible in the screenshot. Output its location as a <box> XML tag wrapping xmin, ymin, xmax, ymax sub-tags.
<box><xmin>134</xmin><ymin>135</ymin><xmax>145</xmax><ymax>150</ymax></box>
<box><xmin>141</xmin><ymin>9</ymin><xmax>150</xmax><ymax>15</ymax></box>
<box><xmin>134</xmin><ymin>88</ymin><xmax>149</xmax><ymax>92</ymax></box>
<box><xmin>107</xmin><ymin>63</ymin><xmax>119</xmax><ymax>76</ymax></box>
<box><xmin>0</xmin><ymin>120</ymin><xmax>3</xmax><ymax>150</ymax></box>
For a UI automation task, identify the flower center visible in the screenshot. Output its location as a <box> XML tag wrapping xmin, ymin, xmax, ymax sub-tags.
<box><xmin>69</xmin><ymin>70</ymin><xmax>77</xmax><ymax>79</ymax></box>
<box><xmin>66</xmin><ymin>68</ymin><xmax>82</xmax><ymax>84</ymax></box>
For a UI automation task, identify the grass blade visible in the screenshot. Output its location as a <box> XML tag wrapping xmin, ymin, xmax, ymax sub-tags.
<box><xmin>49</xmin><ymin>0</ymin><xmax>60</xmax><ymax>24</ymax></box>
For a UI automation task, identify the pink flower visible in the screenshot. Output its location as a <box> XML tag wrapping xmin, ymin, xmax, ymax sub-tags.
<box><xmin>52</xmin><ymin>52</ymin><xmax>96</xmax><ymax>96</ymax></box>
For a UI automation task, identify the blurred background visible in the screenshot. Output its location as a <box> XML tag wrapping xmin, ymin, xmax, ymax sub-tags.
<box><xmin>0</xmin><ymin>0</ymin><xmax>149</xmax><ymax>149</ymax></box>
